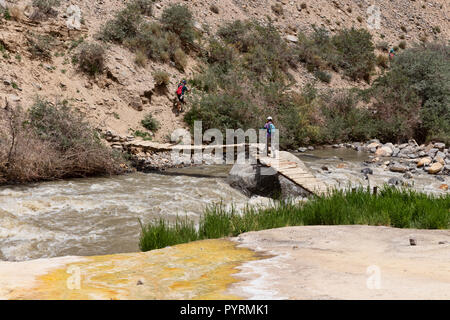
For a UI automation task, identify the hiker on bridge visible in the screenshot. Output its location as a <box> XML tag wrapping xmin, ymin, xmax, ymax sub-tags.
<box><xmin>175</xmin><ymin>80</ymin><xmax>189</xmax><ymax>114</ymax></box>
<box><xmin>264</xmin><ymin>116</ymin><xmax>276</xmax><ymax>156</ymax></box>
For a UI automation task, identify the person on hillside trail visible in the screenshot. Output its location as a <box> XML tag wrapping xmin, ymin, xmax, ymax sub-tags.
<box><xmin>264</xmin><ymin>116</ymin><xmax>276</xmax><ymax>157</ymax></box>
<box><xmin>175</xmin><ymin>80</ymin><xmax>189</xmax><ymax>114</ymax></box>
<box><xmin>389</xmin><ymin>48</ymin><xmax>395</xmax><ymax>60</ymax></box>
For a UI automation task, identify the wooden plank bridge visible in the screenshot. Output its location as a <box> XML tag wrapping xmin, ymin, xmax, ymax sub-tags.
<box><xmin>125</xmin><ymin>141</ymin><xmax>329</xmax><ymax>196</ymax></box>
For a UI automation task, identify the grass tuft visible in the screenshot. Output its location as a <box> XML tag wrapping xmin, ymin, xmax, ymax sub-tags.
<box><xmin>139</xmin><ymin>187</ymin><xmax>450</xmax><ymax>251</ymax></box>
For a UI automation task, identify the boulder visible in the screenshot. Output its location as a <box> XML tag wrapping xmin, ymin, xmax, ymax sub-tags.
<box><xmin>435</xmin><ymin>151</ymin><xmax>446</xmax><ymax>160</ymax></box>
<box><xmin>436</xmin><ymin>156</ymin><xmax>445</xmax><ymax>166</ymax></box>
<box><xmin>428</xmin><ymin>162</ymin><xmax>443</xmax><ymax>174</ymax></box>
<box><xmin>408</xmin><ymin>139</ymin><xmax>419</xmax><ymax>147</ymax></box>
<box><xmin>443</xmin><ymin>165</ymin><xmax>450</xmax><ymax>175</ymax></box>
<box><xmin>417</xmin><ymin>157</ymin><xmax>432</xmax><ymax>167</ymax></box>
<box><xmin>439</xmin><ymin>184</ymin><xmax>448</xmax><ymax>191</ymax></box>
<box><xmin>388</xmin><ymin>177</ymin><xmax>403</xmax><ymax>185</ymax></box>
<box><xmin>403</xmin><ymin>172</ymin><xmax>413</xmax><ymax>179</ymax></box>
<box><xmin>361</xmin><ymin>168</ymin><xmax>373</xmax><ymax>175</ymax></box>
<box><xmin>375</xmin><ymin>146</ymin><xmax>393</xmax><ymax>157</ymax></box>
<box><xmin>367</xmin><ymin>142</ymin><xmax>381</xmax><ymax>149</ymax></box>
<box><xmin>129</xmin><ymin>98</ymin><xmax>143</xmax><ymax>111</ymax></box>
<box><xmin>285</xmin><ymin>35</ymin><xmax>298</xmax><ymax>43</ymax></box>
<box><xmin>298</xmin><ymin>147</ymin><xmax>307</xmax><ymax>153</ymax></box>
<box><xmin>392</xmin><ymin>148</ymin><xmax>400</xmax><ymax>157</ymax></box>
<box><xmin>227</xmin><ymin>161</ymin><xmax>303</xmax><ymax>198</ymax></box>
<box><xmin>434</xmin><ymin>142</ymin><xmax>445</xmax><ymax>151</ymax></box>
<box><xmin>428</xmin><ymin>148</ymin><xmax>439</xmax><ymax>157</ymax></box>
<box><xmin>390</xmin><ymin>165</ymin><xmax>408</xmax><ymax>173</ymax></box>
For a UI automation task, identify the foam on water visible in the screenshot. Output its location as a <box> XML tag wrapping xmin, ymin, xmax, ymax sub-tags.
<box><xmin>0</xmin><ymin>171</ymin><xmax>250</xmax><ymax>261</ymax></box>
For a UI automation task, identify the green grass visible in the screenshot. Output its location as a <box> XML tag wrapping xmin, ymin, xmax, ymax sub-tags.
<box><xmin>139</xmin><ymin>186</ymin><xmax>450</xmax><ymax>252</ymax></box>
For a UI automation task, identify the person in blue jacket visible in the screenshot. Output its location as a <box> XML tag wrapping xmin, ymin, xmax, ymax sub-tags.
<box><xmin>264</xmin><ymin>116</ymin><xmax>276</xmax><ymax>156</ymax></box>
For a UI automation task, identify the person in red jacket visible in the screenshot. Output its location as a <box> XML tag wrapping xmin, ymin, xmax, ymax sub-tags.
<box><xmin>175</xmin><ymin>80</ymin><xmax>189</xmax><ymax>113</ymax></box>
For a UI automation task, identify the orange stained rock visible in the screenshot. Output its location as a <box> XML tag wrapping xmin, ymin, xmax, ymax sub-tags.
<box><xmin>8</xmin><ymin>239</ymin><xmax>260</xmax><ymax>300</ymax></box>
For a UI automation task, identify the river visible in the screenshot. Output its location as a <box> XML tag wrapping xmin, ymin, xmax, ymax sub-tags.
<box><xmin>0</xmin><ymin>148</ymin><xmax>447</xmax><ymax>261</ymax></box>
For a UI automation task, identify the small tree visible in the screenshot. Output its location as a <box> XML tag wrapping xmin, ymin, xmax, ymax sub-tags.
<box><xmin>74</xmin><ymin>42</ymin><xmax>105</xmax><ymax>75</ymax></box>
<box><xmin>141</xmin><ymin>114</ymin><xmax>160</xmax><ymax>131</ymax></box>
<box><xmin>161</xmin><ymin>4</ymin><xmax>195</xmax><ymax>45</ymax></box>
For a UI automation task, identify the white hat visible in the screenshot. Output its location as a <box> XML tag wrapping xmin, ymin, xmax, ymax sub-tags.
<box><xmin>267</xmin><ymin>116</ymin><xmax>273</xmax><ymax>120</ymax></box>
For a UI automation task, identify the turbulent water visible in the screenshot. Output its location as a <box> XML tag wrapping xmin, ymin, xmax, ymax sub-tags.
<box><xmin>0</xmin><ymin>148</ymin><xmax>447</xmax><ymax>262</ymax></box>
<box><xmin>0</xmin><ymin>166</ymin><xmax>249</xmax><ymax>261</ymax></box>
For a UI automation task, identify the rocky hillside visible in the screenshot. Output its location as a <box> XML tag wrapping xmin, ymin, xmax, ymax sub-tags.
<box><xmin>0</xmin><ymin>0</ymin><xmax>448</xmax><ymax>142</ymax></box>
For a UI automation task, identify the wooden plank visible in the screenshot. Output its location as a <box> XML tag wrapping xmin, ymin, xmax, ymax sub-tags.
<box><xmin>287</xmin><ymin>173</ymin><xmax>315</xmax><ymax>180</ymax></box>
<box><xmin>278</xmin><ymin>168</ymin><xmax>308</xmax><ymax>175</ymax></box>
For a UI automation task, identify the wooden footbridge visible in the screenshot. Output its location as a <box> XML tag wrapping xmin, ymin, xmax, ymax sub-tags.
<box><xmin>124</xmin><ymin>140</ymin><xmax>329</xmax><ymax>196</ymax></box>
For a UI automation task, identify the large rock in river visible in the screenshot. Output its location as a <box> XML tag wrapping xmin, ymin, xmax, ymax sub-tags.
<box><xmin>375</xmin><ymin>146</ymin><xmax>393</xmax><ymax>157</ymax></box>
<box><xmin>227</xmin><ymin>154</ymin><xmax>312</xmax><ymax>198</ymax></box>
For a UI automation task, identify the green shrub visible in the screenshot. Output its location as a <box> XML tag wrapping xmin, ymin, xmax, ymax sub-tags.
<box><xmin>432</xmin><ymin>26</ymin><xmax>441</xmax><ymax>34</ymax></box>
<box><xmin>376</xmin><ymin>54</ymin><xmax>389</xmax><ymax>68</ymax></box>
<box><xmin>331</xmin><ymin>28</ymin><xmax>376</xmax><ymax>82</ymax></box>
<box><xmin>134</xmin><ymin>49</ymin><xmax>147</xmax><ymax>67</ymax></box>
<box><xmin>294</xmin><ymin>27</ymin><xmax>376</xmax><ymax>82</ymax></box>
<box><xmin>28</xmin><ymin>34</ymin><xmax>54</xmax><ymax>60</ymax></box>
<box><xmin>161</xmin><ymin>4</ymin><xmax>195</xmax><ymax>45</ymax></box>
<box><xmin>139</xmin><ymin>187</ymin><xmax>450</xmax><ymax>251</ymax></box>
<box><xmin>1</xmin><ymin>7</ymin><xmax>11</xmax><ymax>20</ymax></box>
<box><xmin>210</xmin><ymin>4</ymin><xmax>219</xmax><ymax>14</ymax></box>
<box><xmin>369</xmin><ymin>42</ymin><xmax>450</xmax><ymax>143</ymax></box>
<box><xmin>271</xmin><ymin>3</ymin><xmax>283</xmax><ymax>15</ymax></box>
<box><xmin>74</xmin><ymin>42</ymin><xmax>104</xmax><ymax>75</ymax></box>
<box><xmin>141</xmin><ymin>114</ymin><xmax>160</xmax><ymax>131</ymax></box>
<box><xmin>173</xmin><ymin>47</ymin><xmax>187</xmax><ymax>71</ymax></box>
<box><xmin>153</xmin><ymin>70</ymin><xmax>170</xmax><ymax>87</ymax></box>
<box><xmin>30</xmin><ymin>0</ymin><xmax>60</xmax><ymax>20</ymax></box>
<box><xmin>130</xmin><ymin>0</ymin><xmax>153</xmax><ymax>16</ymax></box>
<box><xmin>314</xmin><ymin>70</ymin><xmax>332</xmax><ymax>83</ymax></box>
<box><xmin>98</xmin><ymin>4</ymin><xmax>142</xmax><ymax>43</ymax></box>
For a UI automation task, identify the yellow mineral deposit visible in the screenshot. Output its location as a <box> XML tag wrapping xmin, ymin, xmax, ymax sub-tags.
<box><xmin>6</xmin><ymin>239</ymin><xmax>260</xmax><ymax>300</ymax></box>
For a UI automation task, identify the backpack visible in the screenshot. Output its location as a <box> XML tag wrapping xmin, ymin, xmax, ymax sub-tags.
<box><xmin>176</xmin><ymin>84</ymin><xmax>183</xmax><ymax>95</ymax></box>
<box><xmin>267</xmin><ymin>123</ymin><xmax>275</xmax><ymax>135</ymax></box>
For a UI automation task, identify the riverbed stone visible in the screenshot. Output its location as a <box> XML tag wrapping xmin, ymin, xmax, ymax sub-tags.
<box><xmin>227</xmin><ymin>162</ymin><xmax>279</xmax><ymax>197</ymax></box>
<box><xmin>367</xmin><ymin>142</ymin><xmax>381</xmax><ymax>150</ymax></box>
<box><xmin>375</xmin><ymin>146</ymin><xmax>393</xmax><ymax>157</ymax></box>
<box><xmin>428</xmin><ymin>162</ymin><xmax>443</xmax><ymax>174</ymax></box>
<box><xmin>388</xmin><ymin>177</ymin><xmax>403</xmax><ymax>185</ymax></box>
<box><xmin>428</xmin><ymin>148</ymin><xmax>439</xmax><ymax>157</ymax></box>
<box><xmin>436</xmin><ymin>156</ymin><xmax>445</xmax><ymax>166</ymax></box>
<box><xmin>392</xmin><ymin>148</ymin><xmax>400</xmax><ymax>157</ymax></box>
<box><xmin>434</xmin><ymin>142</ymin><xmax>445</xmax><ymax>151</ymax></box>
<box><xmin>417</xmin><ymin>157</ymin><xmax>432</xmax><ymax>167</ymax></box>
<box><xmin>390</xmin><ymin>165</ymin><xmax>408</xmax><ymax>173</ymax></box>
